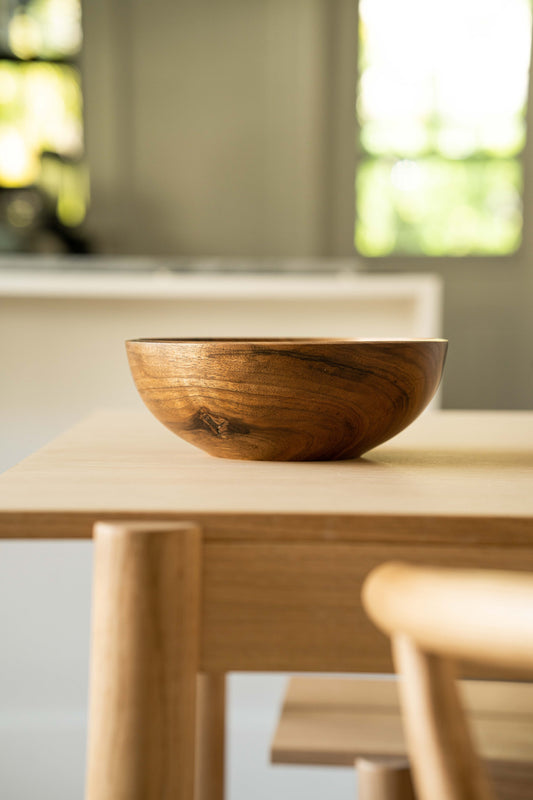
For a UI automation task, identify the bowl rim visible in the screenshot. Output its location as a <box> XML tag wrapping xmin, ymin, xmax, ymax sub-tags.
<box><xmin>126</xmin><ymin>337</ymin><xmax>448</xmax><ymax>345</ymax></box>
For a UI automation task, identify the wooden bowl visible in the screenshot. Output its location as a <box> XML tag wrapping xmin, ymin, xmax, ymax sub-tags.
<box><xmin>126</xmin><ymin>338</ymin><xmax>448</xmax><ymax>461</ymax></box>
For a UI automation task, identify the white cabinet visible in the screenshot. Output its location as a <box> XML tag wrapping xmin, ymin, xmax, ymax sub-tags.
<box><xmin>0</xmin><ymin>262</ymin><xmax>442</xmax><ymax>800</ymax></box>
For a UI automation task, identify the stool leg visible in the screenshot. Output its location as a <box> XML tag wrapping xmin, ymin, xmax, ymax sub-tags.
<box><xmin>357</xmin><ymin>758</ymin><xmax>416</xmax><ymax>800</ymax></box>
<box><xmin>85</xmin><ymin>521</ymin><xmax>202</xmax><ymax>800</ymax></box>
<box><xmin>195</xmin><ymin>673</ymin><xmax>226</xmax><ymax>800</ymax></box>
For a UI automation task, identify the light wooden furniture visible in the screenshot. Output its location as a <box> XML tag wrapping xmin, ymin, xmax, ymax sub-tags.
<box><xmin>363</xmin><ymin>563</ymin><xmax>533</xmax><ymax>800</ymax></box>
<box><xmin>0</xmin><ymin>410</ymin><xmax>533</xmax><ymax>800</ymax></box>
<box><xmin>356</xmin><ymin>758</ymin><xmax>415</xmax><ymax>800</ymax></box>
<box><xmin>126</xmin><ymin>338</ymin><xmax>447</xmax><ymax>461</ymax></box>
<box><xmin>272</xmin><ymin>677</ymin><xmax>533</xmax><ymax>766</ymax></box>
<box><xmin>86</xmin><ymin>521</ymin><xmax>202</xmax><ymax>800</ymax></box>
<box><xmin>271</xmin><ymin>676</ymin><xmax>533</xmax><ymax>799</ymax></box>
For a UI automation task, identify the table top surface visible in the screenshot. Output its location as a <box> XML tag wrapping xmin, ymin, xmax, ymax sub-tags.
<box><xmin>1</xmin><ymin>409</ymin><xmax>532</xmax><ymax>542</ymax></box>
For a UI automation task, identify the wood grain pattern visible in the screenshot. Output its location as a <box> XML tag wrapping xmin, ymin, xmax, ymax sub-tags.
<box><xmin>195</xmin><ymin>674</ymin><xmax>226</xmax><ymax>800</ymax></box>
<box><xmin>126</xmin><ymin>338</ymin><xmax>447</xmax><ymax>461</ymax></box>
<box><xmin>199</xmin><ymin>542</ymin><xmax>533</xmax><ymax>674</ymax></box>
<box><xmin>270</xmin><ymin>677</ymin><xmax>533</xmax><ymax>765</ymax></box>
<box><xmin>0</xmin><ymin>412</ymin><xmax>530</xmax><ymax>800</ymax></box>
<box><xmin>85</xmin><ymin>521</ymin><xmax>202</xmax><ymax>800</ymax></box>
<box><xmin>357</xmin><ymin>758</ymin><xmax>416</xmax><ymax>800</ymax></box>
<box><xmin>1</xmin><ymin>410</ymin><xmax>533</xmax><ymax>542</ymax></box>
<box><xmin>392</xmin><ymin>640</ymin><xmax>496</xmax><ymax>800</ymax></box>
<box><xmin>363</xmin><ymin>563</ymin><xmax>533</xmax><ymax>672</ymax></box>
<box><xmin>488</xmin><ymin>761</ymin><xmax>533</xmax><ymax>800</ymax></box>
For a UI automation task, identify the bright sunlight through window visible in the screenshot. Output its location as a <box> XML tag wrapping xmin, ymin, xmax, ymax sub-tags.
<box><xmin>0</xmin><ymin>0</ymin><xmax>87</xmax><ymax>254</ymax></box>
<box><xmin>355</xmin><ymin>0</ymin><xmax>533</xmax><ymax>256</ymax></box>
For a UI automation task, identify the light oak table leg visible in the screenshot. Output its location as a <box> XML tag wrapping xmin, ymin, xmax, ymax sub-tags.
<box><xmin>85</xmin><ymin>521</ymin><xmax>202</xmax><ymax>800</ymax></box>
<box><xmin>357</xmin><ymin>757</ymin><xmax>416</xmax><ymax>800</ymax></box>
<box><xmin>195</xmin><ymin>673</ymin><xmax>226</xmax><ymax>800</ymax></box>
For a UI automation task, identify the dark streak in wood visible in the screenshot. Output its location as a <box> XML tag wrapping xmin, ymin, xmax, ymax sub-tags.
<box><xmin>188</xmin><ymin>408</ymin><xmax>250</xmax><ymax>439</ymax></box>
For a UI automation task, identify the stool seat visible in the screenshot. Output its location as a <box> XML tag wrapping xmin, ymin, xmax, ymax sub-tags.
<box><xmin>271</xmin><ymin>676</ymin><xmax>533</xmax><ymax>771</ymax></box>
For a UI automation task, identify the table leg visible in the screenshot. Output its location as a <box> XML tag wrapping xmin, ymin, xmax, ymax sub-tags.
<box><xmin>195</xmin><ymin>673</ymin><xmax>226</xmax><ymax>800</ymax></box>
<box><xmin>85</xmin><ymin>521</ymin><xmax>202</xmax><ymax>800</ymax></box>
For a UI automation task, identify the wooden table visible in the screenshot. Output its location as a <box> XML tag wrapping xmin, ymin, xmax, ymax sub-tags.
<box><xmin>1</xmin><ymin>409</ymin><xmax>532</xmax><ymax>800</ymax></box>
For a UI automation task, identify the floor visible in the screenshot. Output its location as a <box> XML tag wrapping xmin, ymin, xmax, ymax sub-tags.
<box><xmin>228</xmin><ymin>674</ymin><xmax>355</xmax><ymax>800</ymax></box>
<box><xmin>0</xmin><ymin>675</ymin><xmax>355</xmax><ymax>799</ymax></box>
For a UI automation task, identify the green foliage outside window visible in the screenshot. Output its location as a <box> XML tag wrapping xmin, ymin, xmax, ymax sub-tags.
<box><xmin>0</xmin><ymin>0</ymin><xmax>87</xmax><ymax>250</ymax></box>
<box><xmin>356</xmin><ymin>0</ymin><xmax>532</xmax><ymax>256</ymax></box>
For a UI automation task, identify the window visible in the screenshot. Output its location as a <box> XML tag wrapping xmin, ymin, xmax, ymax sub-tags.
<box><xmin>0</xmin><ymin>0</ymin><xmax>88</xmax><ymax>253</ymax></box>
<box><xmin>355</xmin><ymin>0</ymin><xmax>533</xmax><ymax>256</ymax></box>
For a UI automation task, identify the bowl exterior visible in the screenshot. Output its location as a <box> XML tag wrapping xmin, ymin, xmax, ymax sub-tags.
<box><xmin>126</xmin><ymin>340</ymin><xmax>447</xmax><ymax>461</ymax></box>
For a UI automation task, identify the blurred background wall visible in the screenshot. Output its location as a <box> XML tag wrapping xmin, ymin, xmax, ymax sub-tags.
<box><xmin>78</xmin><ymin>0</ymin><xmax>533</xmax><ymax>410</ymax></box>
<box><xmin>0</xmin><ymin>0</ymin><xmax>531</xmax><ymax>408</ymax></box>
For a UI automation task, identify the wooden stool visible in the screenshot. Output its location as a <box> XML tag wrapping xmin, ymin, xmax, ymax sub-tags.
<box><xmin>357</xmin><ymin>758</ymin><xmax>416</xmax><ymax>800</ymax></box>
<box><xmin>271</xmin><ymin>676</ymin><xmax>533</xmax><ymax>799</ymax></box>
